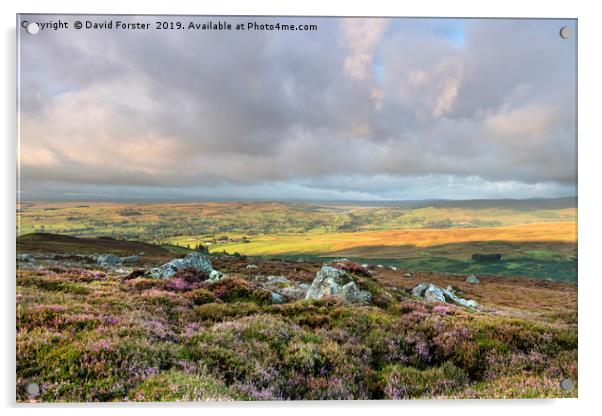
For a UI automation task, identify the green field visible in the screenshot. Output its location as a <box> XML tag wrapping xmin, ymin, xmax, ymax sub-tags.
<box><xmin>17</xmin><ymin>198</ymin><xmax>577</xmax><ymax>281</ymax></box>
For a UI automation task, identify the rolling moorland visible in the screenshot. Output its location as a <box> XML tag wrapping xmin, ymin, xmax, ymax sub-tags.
<box><xmin>17</xmin><ymin>198</ymin><xmax>577</xmax><ymax>281</ymax></box>
<box><xmin>16</xmin><ymin>198</ymin><xmax>578</xmax><ymax>401</ymax></box>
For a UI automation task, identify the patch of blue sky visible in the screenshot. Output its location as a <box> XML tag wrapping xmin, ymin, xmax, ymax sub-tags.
<box><xmin>433</xmin><ymin>19</ymin><xmax>466</xmax><ymax>47</ymax></box>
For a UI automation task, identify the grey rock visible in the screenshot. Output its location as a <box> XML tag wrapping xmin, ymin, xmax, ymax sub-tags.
<box><xmin>389</xmin><ymin>266</ymin><xmax>398</xmax><ymax>271</ymax></box>
<box><xmin>466</xmin><ymin>274</ymin><xmax>480</xmax><ymax>284</ymax></box>
<box><xmin>246</xmin><ymin>264</ymin><xmax>258</xmax><ymax>269</ymax></box>
<box><xmin>443</xmin><ymin>288</ymin><xmax>478</xmax><ymax>309</ymax></box>
<box><xmin>18</xmin><ymin>253</ymin><xmax>34</xmax><ymax>262</ymax></box>
<box><xmin>279</xmin><ymin>286</ymin><xmax>308</xmax><ymax>301</ymax></box>
<box><xmin>305</xmin><ymin>266</ymin><xmax>350</xmax><ymax>299</ymax></box>
<box><xmin>411</xmin><ymin>283</ymin><xmax>430</xmax><ymax>297</ymax></box>
<box><xmin>208</xmin><ymin>269</ymin><xmax>225</xmax><ymax>282</ymax></box>
<box><xmin>305</xmin><ymin>265</ymin><xmax>371</xmax><ymax>304</ymax></box>
<box><xmin>97</xmin><ymin>254</ymin><xmax>120</xmax><ymax>266</ymax></box>
<box><xmin>424</xmin><ymin>284</ymin><xmax>446</xmax><ymax>303</ymax></box>
<box><xmin>266</xmin><ymin>275</ymin><xmax>290</xmax><ymax>284</ymax></box>
<box><xmin>340</xmin><ymin>281</ymin><xmax>372</xmax><ymax>305</ymax></box>
<box><xmin>148</xmin><ymin>252</ymin><xmax>214</xmax><ymax>279</ymax></box>
<box><xmin>119</xmin><ymin>255</ymin><xmax>139</xmax><ymax>264</ymax></box>
<box><xmin>271</xmin><ymin>292</ymin><xmax>284</xmax><ymax>304</ymax></box>
<box><xmin>413</xmin><ymin>282</ymin><xmax>478</xmax><ymax>309</ymax></box>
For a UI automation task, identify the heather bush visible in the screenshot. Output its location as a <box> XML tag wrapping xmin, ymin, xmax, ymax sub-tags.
<box><xmin>128</xmin><ymin>370</ymin><xmax>231</xmax><ymax>401</ymax></box>
<box><xmin>125</xmin><ymin>278</ymin><xmax>166</xmax><ymax>291</ymax></box>
<box><xmin>382</xmin><ymin>362</ymin><xmax>468</xmax><ymax>399</ymax></box>
<box><xmin>16</xmin><ymin>265</ymin><xmax>577</xmax><ymax>401</ymax></box>
<box><xmin>330</xmin><ymin>260</ymin><xmax>371</xmax><ymax>277</ymax></box>
<box><xmin>173</xmin><ymin>267</ymin><xmax>209</xmax><ymax>284</ymax></box>
<box><xmin>193</xmin><ymin>302</ymin><xmax>260</xmax><ymax>323</ymax></box>
<box><xmin>164</xmin><ymin>277</ymin><xmax>195</xmax><ymax>292</ymax></box>
<box><xmin>185</xmin><ymin>288</ymin><xmax>220</xmax><ymax>305</ymax></box>
<box><xmin>205</xmin><ymin>277</ymin><xmax>271</xmax><ymax>305</ymax></box>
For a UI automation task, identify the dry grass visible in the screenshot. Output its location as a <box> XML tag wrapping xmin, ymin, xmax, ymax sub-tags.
<box><xmin>217</xmin><ymin>222</ymin><xmax>576</xmax><ymax>256</ymax></box>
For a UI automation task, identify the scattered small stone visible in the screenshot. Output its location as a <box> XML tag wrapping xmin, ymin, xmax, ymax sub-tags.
<box><xmin>208</xmin><ymin>269</ymin><xmax>225</xmax><ymax>282</ymax></box>
<box><xmin>404</xmin><ymin>272</ymin><xmax>414</xmax><ymax>278</ymax></box>
<box><xmin>246</xmin><ymin>264</ymin><xmax>258</xmax><ymax>269</ymax></box>
<box><xmin>412</xmin><ymin>282</ymin><xmax>478</xmax><ymax>309</ymax></box>
<box><xmin>266</xmin><ymin>275</ymin><xmax>289</xmax><ymax>284</ymax></box>
<box><xmin>466</xmin><ymin>274</ymin><xmax>480</xmax><ymax>284</ymax></box>
<box><xmin>18</xmin><ymin>253</ymin><xmax>34</xmax><ymax>262</ymax></box>
<box><xmin>389</xmin><ymin>266</ymin><xmax>398</xmax><ymax>271</ymax></box>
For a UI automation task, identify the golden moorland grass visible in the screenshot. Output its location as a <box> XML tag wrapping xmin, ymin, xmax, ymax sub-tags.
<box><xmin>210</xmin><ymin>221</ymin><xmax>577</xmax><ymax>256</ymax></box>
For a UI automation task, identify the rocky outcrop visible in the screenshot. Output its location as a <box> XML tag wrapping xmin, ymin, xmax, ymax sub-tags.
<box><xmin>411</xmin><ymin>283</ymin><xmax>429</xmax><ymax>297</ymax></box>
<box><xmin>423</xmin><ymin>284</ymin><xmax>446</xmax><ymax>303</ymax></box>
<box><xmin>305</xmin><ymin>265</ymin><xmax>371</xmax><ymax>305</ymax></box>
<box><xmin>444</xmin><ymin>286</ymin><xmax>478</xmax><ymax>309</ymax></box>
<box><xmin>340</xmin><ymin>281</ymin><xmax>372</xmax><ymax>304</ymax></box>
<box><xmin>412</xmin><ymin>282</ymin><xmax>478</xmax><ymax>309</ymax></box>
<box><xmin>148</xmin><ymin>252</ymin><xmax>215</xmax><ymax>279</ymax></box>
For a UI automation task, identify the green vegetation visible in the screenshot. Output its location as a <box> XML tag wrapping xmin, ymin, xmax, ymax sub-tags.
<box><xmin>15</xmin><ymin>199</ymin><xmax>578</xmax><ymax>401</ymax></box>
<box><xmin>17</xmin><ymin>199</ymin><xmax>576</xmax><ymax>241</ymax></box>
<box><xmin>16</xmin><ymin>261</ymin><xmax>577</xmax><ymax>401</ymax></box>
<box><xmin>16</xmin><ymin>199</ymin><xmax>577</xmax><ymax>281</ymax></box>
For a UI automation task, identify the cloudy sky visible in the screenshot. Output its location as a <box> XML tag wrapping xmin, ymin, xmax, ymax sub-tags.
<box><xmin>18</xmin><ymin>16</ymin><xmax>577</xmax><ymax>201</ymax></box>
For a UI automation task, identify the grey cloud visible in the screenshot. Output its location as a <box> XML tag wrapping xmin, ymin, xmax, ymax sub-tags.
<box><xmin>17</xmin><ymin>16</ymin><xmax>577</xmax><ymax>200</ymax></box>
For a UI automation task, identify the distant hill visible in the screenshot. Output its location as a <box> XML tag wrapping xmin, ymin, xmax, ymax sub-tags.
<box><xmin>420</xmin><ymin>197</ymin><xmax>577</xmax><ymax>211</ymax></box>
<box><xmin>17</xmin><ymin>233</ymin><xmax>172</xmax><ymax>257</ymax></box>
<box><xmin>321</xmin><ymin>197</ymin><xmax>577</xmax><ymax>210</ymax></box>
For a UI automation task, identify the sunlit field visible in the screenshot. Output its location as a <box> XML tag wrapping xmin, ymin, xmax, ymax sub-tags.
<box><xmin>189</xmin><ymin>221</ymin><xmax>576</xmax><ymax>256</ymax></box>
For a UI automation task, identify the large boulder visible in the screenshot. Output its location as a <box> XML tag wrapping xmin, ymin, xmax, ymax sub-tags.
<box><xmin>305</xmin><ymin>265</ymin><xmax>371</xmax><ymax>304</ymax></box>
<box><xmin>340</xmin><ymin>281</ymin><xmax>372</xmax><ymax>304</ymax></box>
<box><xmin>423</xmin><ymin>284</ymin><xmax>446</xmax><ymax>303</ymax></box>
<box><xmin>411</xmin><ymin>282</ymin><xmax>430</xmax><ymax>297</ymax></box>
<box><xmin>148</xmin><ymin>252</ymin><xmax>214</xmax><ymax>279</ymax></box>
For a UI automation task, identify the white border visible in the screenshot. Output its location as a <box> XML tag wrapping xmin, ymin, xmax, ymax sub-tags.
<box><xmin>2</xmin><ymin>1</ymin><xmax>600</xmax><ymax>415</ymax></box>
